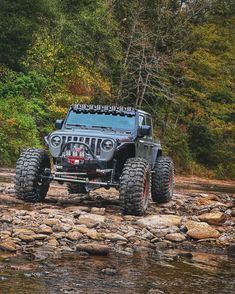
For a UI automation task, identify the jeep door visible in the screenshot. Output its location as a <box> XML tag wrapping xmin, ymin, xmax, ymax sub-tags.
<box><xmin>136</xmin><ymin>114</ymin><xmax>153</xmax><ymax>164</ymax></box>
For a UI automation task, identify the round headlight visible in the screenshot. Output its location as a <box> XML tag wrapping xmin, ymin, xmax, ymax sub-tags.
<box><xmin>51</xmin><ymin>136</ymin><xmax>62</xmax><ymax>147</ymax></box>
<box><xmin>101</xmin><ymin>139</ymin><xmax>114</xmax><ymax>151</ymax></box>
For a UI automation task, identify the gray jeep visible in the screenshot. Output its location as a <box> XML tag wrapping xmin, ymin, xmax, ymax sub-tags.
<box><xmin>15</xmin><ymin>104</ymin><xmax>174</xmax><ymax>215</ymax></box>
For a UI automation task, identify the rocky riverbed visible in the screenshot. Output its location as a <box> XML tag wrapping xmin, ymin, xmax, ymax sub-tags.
<box><xmin>0</xmin><ymin>169</ymin><xmax>234</xmax><ymax>260</ymax></box>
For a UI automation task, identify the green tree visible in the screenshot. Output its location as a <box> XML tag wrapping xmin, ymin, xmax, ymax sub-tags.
<box><xmin>0</xmin><ymin>0</ymin><xmax>60</xmax><ymax>70</ymax></box>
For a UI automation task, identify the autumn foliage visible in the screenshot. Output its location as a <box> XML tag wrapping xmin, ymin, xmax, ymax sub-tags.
<box><xmin>0</xmin><ymin>0</ymin><xmax>234</xmax><ymax>179</ymax></box>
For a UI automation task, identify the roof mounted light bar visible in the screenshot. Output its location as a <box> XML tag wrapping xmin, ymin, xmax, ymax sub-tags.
<box><xmin>71</xmin><ymin>104</ymin><xmax>136</xmax><ymax>116</ymax></box>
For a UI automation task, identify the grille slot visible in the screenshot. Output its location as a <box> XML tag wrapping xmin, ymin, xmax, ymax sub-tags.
<box><xmin>62</xmin><ymin>136</ymin><xmax>108</xmax><ymax>158</ymax></box>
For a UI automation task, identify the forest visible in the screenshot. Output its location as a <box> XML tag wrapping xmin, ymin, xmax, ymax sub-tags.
<box><xmin>0</xmin><ymin>0</ymin><xmax>234</xmax><ymax>179</ymax></box>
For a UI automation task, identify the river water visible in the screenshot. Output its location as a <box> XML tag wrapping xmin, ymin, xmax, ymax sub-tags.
<box><xmin>0</xmin><ymin>251</ymin><xmax>234</xmax><ymax>294</ymax></box>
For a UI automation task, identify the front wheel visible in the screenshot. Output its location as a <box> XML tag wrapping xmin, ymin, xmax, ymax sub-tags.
<box><xmin>151</xmin><ymin>156</ymin><xmax>174</xmax><ymax>203</ymax></box>
<box><xmin>15</xmin><ymin>148</ymin><xmax>51</xmax><ymax>202</ymax></box>
<box><xmin>119</xmin><ymin>158</ymin><xmax>151</xmax><ymax>216</ymax></box>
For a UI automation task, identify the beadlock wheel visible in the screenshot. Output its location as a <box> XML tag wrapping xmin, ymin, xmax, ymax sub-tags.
<box><xmin>14</xmin><ymin>148</ymin><xmax>51</xmax><ymax>202</ymax></box>
<box><xmin>151</xmin><ymin>156</ymin><xmax>174</xmax><ymax>203</ymax></box>
<box><xmin>119</xmin><ymin>157</ymin><xmax>151</xmax><ymax>216</ymax></box>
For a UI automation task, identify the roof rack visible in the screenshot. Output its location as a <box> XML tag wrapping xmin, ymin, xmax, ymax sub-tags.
<box><xmin>71</xmin><ymin>104</ymin><xmax>136</xmax><ymax>116</ymax></box>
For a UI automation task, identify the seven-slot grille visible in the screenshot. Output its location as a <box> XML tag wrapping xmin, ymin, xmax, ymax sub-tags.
<box><xmin>62</xmin><ymin>136</ymin><xmax>103</xmax><ymax>158</ymax></box>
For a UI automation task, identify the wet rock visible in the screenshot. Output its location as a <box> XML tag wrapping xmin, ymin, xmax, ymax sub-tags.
<box><xmin>165</xmin><ymin>233</ymin><xmax>186</xmax><ymax>242</ymax></box>
<box><xmin>44</xmin><ymin>219</ymin><xmax>61</xmax><ymax>226</ymax></box>
<box><xmin>154</xmin><ymin>241</ymin><xmax>170</xmax><ymax>251</ymax></box>
<box><xmin>90</xmin><ymin>207</ymin><xmax>105</xmax><ymax>215</ymax></box>
<box><xmin>123</xmin><ymin>215</ymin><xmax>136</xmax><ymax>221</ymax></box>
<box><xmin>78</xmin><ymin>213</ymin><xmax>105</xmax><ymax>228</ymax></box>
<box><xmin>114</xmin><ymin>248</ymin><xmax>133</xmax><ymax>256</ymax></box>
<box><xmin>198</xmin><ymin>212</ymin><xmax>227</xmax><ymax>225</ymax></box>
<box><xmin>197</xmin><ymin>196</ymin><xmax>225</xmax><ymax>207</ymax></box>
<box><xmin>40</xmin><ymin>208</ymin><xmax>61</xmax><ymax>215</ymax></box>
<box><xmin>78</xmin><ymin>227</ymin><xmax>102</xmax><ymax>240</ymax></box>
<box><xmin>0</xmin><ymin>195</ymin><xmax>22</xmax><ymax>204</ymax></box>
<box><xmin>0</xmin><ymin>231</ymin><xmax>12</xmax><ymax>239</ymax></box>
<box><xmin>149</xmin><ymin>226</ymin><xmax>179</xmax><ymax>238</ymax></box>
<box><xmin>60</xmin><ymin>218</ymin><xmax>74</xmax><ymax>225</ymax></box>
<box><xmin>137</xmin><ymin>215</ymin><xmax>182</xmax><ymax>228</ymax></box>
<box><xmin>185</xmin><ymin>221</ymin><xmax>220</xmax><ymax>239</ymax></box>
<box><xmin>47</xmin><ymin>237</ymin><xmax>59</xmax><ymax>247</ymax></box>
<box><xmin>18</xmin><ymin>233</ymin><xmax>37</xmax><ymax>242</ymax></box>
<box><xmin>101</xmin><ymin>268</ymin><xmax>117</xmax><ymax>275</ymax></box>
<box><xmin>5</xmin><ymin>187</ymin><xmax>15</xmax><ymax>194</ymax></box>
<box><xmin>76</xmin><ymin>243</ymin><xmax>110</xmax><ymax>255</ymax></box>
<box><xmin>13</xmin><ymin>228</ymin><xmax>35</xmax><ymax>236</ymax></box>
<box><xmin>66</xmin><ymin>231</ymin><xmax>82</xmax><ymax>241</ymax></box>
<box><xmin>102</xmin><ymin>233</ymin><xmax>127</xmax><ymax>242</ymax></box>
<box><xmin>34</xmin><ymin>234</ymin><xmax>48</xmax><ymax>240</ymax></box>
<box><xmin>124</xmin><ymin>230</ymin><xmax>136</xmax><ymax>239</ymax></box>
<box><xmin>0</xmin><ymin>240</ymin><xmax>17</xmax><ymax>252</ymax></box>
<box><xmin>53</xmin><ymin>222</ymin><xmax>72</xmax><ymax>233</ymax></box>
<box><xmin>227</xmin><ymin>245</ymin><xmax>235</xmax><ymax>257</ymax></box>
<box><xmin>24</xmin><ymin>272</ymin><xmax>42</xmax><ymax>278</ymax></box>
<box><xmin>140</xmin><ymin>228</ymin><xmax>154</xmax><ymax>240</ymax></box>
<box><xmin>38</xmin><ymin>225</ymin><xmax>53</xmax><ymax>234</ymax></box>
<box><xmin>0</xmin><ymin>214</ymin><xmax>13</xmax><ymax>223</ymax></box>
<box><xmin>147</xmin><ymin>289</ymin><xmax>165</xmax><ymax>294</ymax></box>
<box><xmin>177</xmin><ymin>252</ymin><xmax>193</xmax><ymax>258</ymax></box>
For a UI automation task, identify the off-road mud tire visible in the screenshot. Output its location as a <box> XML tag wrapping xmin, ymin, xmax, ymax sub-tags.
<box><xmin>15</xmin><ymin>148</ymin><xmax>51</xmax><ymax>202</ymax></box>
<box><xmin>151</xmin><ymin>156</ymin><xmax>174</xmax><ymax>203</ymax></box>
<box><xmin>119</xmin><ymin>157</ymin><xmax>151</xmax><ymax>216</ymax></box>
<box><xmin>67</xmin><ymin>183</ymin><xmax>87</xmax><ymax>194</ymax></box>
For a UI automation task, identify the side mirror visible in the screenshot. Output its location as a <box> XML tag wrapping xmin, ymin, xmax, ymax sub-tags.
<box><xmin>138</xmin><ymin>125</ymin><xmax>151</xmax><ymax>137</ymax></box>
<box><xmin>55</xmin><ymin>119</ymin><xmax>63</xmax><ymax>129</ymax></box>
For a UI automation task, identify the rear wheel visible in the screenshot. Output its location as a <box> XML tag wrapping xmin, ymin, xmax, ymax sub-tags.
<box><xmin>15</xmin><ymin>148</ymin><xmax>51</xmax><ymax>202</ymax></box>
<box><xmin>151</xmin><ymin>156</ymin><xmax>174</xmax><ymax>203</ymax></box>
<box><xmin>119</xmin><ymin>158</ymin><xmax>151</xmax><ymax>216</ymax></box>
<box><xmin>67</xmin><ymin>183</ymin><xmax>87</xmax><ymax>194</ymax></box>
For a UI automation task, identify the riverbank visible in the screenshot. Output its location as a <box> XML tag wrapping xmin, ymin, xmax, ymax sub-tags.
<box><xmin>0</xmin><ymin>169</ymin><xmax>234</xmax><ymax>259</ymax></box>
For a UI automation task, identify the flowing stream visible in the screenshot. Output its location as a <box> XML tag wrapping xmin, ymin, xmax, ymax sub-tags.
<box><xmin>0</xmin><ymin>251</ymin><xmax>234</xmax><ymax>294</ymax></box>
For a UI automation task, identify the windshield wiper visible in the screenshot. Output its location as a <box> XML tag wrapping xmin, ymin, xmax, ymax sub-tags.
<box><xmin>91</xmin><ymin>125</ymin><xmax>114</xmax><ymax>131</ymax></box>
<box><xmin>66</xmin><ymin>124</ymin><xmax>88</xmax><ymax>129</ymax></box>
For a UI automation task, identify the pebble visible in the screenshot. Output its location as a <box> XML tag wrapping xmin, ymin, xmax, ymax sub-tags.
<box><xmin>0</xmin><ymin>240</ymin><xmax>17</xmax><ymax>252</ymax></box>
<box><xmin>38</xmin><ymin>225</ymin><xmax>53</xmax><ymax>234</ymax></box>
<box><xmin>165</xmin><ymin>233</ymin><xmax>186</xmax><ymax>242</ymax></box>
<box><xmin>101</xmin><ymin>268</ymin><xmax>117</xmax><ymax>275</ymax></box>
<box><xmin>66</xmin><ymin>231</ymin><xmax>82</xmax><ymax>241</ymax></box>
<box><xmin>90</xmin><ymin>207</ymin><xmax>106</xmax><ymax>215</ymax></box>
<box><xmin>102</xmin><ymin>233</ymin><xmax>127</xmax><ymax>242</ymax></box>
<box><xmin>78</xmin><ymin>227</ymin><xmax>102</xmax><ymax>240</ymax></box>
<box><xmin>0</xmin><ymin>214</ymin><xmax>13</xmax><ymax>223</ymax></box>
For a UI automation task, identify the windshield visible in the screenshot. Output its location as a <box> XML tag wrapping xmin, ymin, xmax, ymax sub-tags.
<box><xmin>65</xmin><ymin>112</ymin><xmax>136</xmax><ymax>131</ymax></box>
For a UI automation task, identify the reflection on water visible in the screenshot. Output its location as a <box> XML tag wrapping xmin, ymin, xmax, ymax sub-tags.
<box><xmin>0</xmin><ymin>252</ymin><xmax>234</xmax><ymax>294</ymax></box>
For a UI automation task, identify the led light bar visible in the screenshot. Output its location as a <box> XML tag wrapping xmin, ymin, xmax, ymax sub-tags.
<box><xmin>71</xmin><ymin>104</ymin><xmax>136</xmax><ymax>116</ymax></box>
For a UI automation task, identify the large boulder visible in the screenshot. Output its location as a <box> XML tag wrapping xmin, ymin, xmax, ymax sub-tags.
<box><xmin>198</xmin><ymin>212</ymin><xmax>226</xmax><ymax>225</ymax></box>
<box><xmin>137</xmin><ymin>215</ymin><xmax>182</xmax><ymax>228</ymax></box>
<box><xmin>185</xmin><ymin>221</ymin><xmax>220</xmax><ymax>239</ymax></box>
<box><xmin>78</xmin><ymin>213</ymin><xmax>105</xmax><ymax>228</ymax></box>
